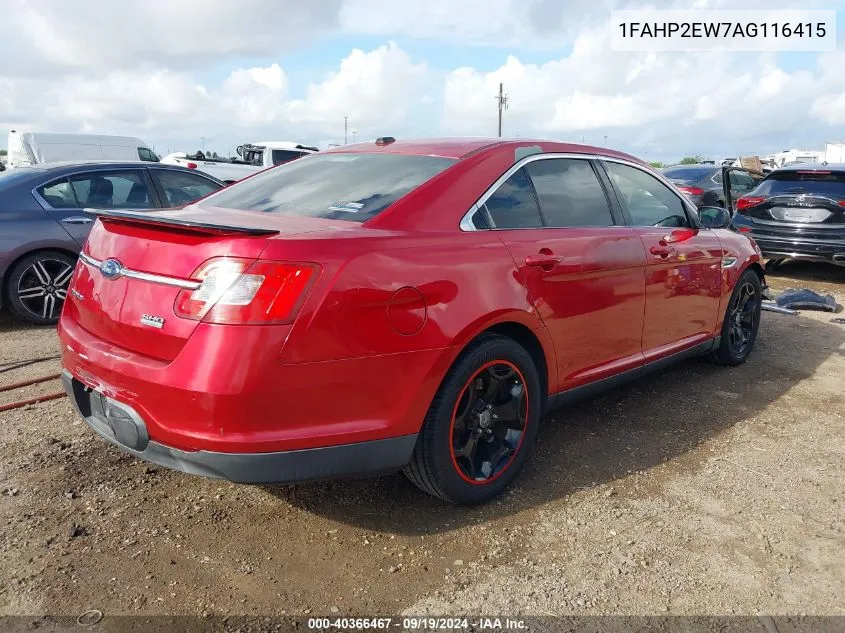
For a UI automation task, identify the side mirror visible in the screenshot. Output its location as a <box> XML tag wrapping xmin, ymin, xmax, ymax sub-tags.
<box><xmin>698</xmin><ymin>206</ymin><xmax>730</xmax><ymax>229</ymax></box>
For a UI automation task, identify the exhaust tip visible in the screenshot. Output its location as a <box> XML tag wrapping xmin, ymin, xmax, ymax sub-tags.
<box><xmin>833</xmin><ymin>254</ymin><xmax>845</xmax><ymax>262</ymax></box>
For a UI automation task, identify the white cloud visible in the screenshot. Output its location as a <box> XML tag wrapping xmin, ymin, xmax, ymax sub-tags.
<box><xmin>1</xmin><ymin>42</ymin><xmax>427</xmax><ymax>151</ymax></box>
<box><xmin>286</xmin><ymin>43</ymin><xmax>426</xmax><ymax>130</ymax></box>
<box><xmin>2</xmin><ymin>0</ymin><xmax>845</xmax><ymax>160</ymax></box>
<box><xmin>441</xmin><ymin>22</ymin><xmax>845</xmax><ymax>158</ymax></box>
<box><xmin>0</xmin><ymin>0</ymin><xmax>343</xmax><ymax>73</ymax></box>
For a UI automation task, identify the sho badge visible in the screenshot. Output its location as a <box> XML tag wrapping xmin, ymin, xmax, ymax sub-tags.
<box><xmin>140</xmin><ymin>314</ymin><xmax>165</xmax><ymax>329</ymax></box>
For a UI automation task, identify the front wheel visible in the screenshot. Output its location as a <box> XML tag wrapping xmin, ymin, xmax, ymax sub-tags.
<box><xmin>710</xmin><ymin>269</ymin><xmax>762</xmax><ymax>366</ymax></box>
<box><xmin>404</xmin><ymin>334</ymin><xmax>543</xmax><ymax>505</ymax></box>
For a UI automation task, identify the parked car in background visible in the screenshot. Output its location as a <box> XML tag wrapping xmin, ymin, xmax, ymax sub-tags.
<box><xmin>6</xmin><ymin>131</ymin><xmax>159</xmax><ymax>169</ymax></box>
<box><xmin>0</xmin><ymin>162</ymin><xmax>224</xmax><ymax>325</ymax></box>
<box><xmin>732</xmin><ymin>163</ymin><xmax>845</xmax><ymax>267</ymax></box>
<box><xmin>161</xmin><ymin>141</ymin><xmax>318</xmax><ymax>183</ymax></box>
<box><xmin>58</xmin><ymin>137</ymin><xmax>763</xmax><ymax>505</ymax></box>
<box><xmin>662</xmin><ymin>164</ymin><xmax>764</xmax><ymax>212</ymax></box>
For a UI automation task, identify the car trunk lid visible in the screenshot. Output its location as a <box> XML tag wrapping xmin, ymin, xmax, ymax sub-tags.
<box><xmin>65</xmin><ymin>206</ymin><xmax>351</xmax><ymax>361</ymax></box>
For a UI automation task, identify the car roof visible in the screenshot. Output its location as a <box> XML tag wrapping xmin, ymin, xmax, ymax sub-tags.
<box><xmin>664</xmin><ymin>164</ymin><xmax>717</xmax><ymax>170</ymax></box>
<box><xmin>774</xmin><ymin>162</ymin><xmax>845</xmax><ymax>172</ymax></box>
<box><xmin>323</xmin><ymin>137</ymin><xmax>644</xmax><ymax>163</ymax></box>
<box><xmin>3</xmin><ymin>161</ymin><xmax>224</xmax><ymax>183</ymax></box>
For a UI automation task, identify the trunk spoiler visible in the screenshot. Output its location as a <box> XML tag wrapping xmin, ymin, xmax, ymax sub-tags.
<box><xmin>83</xmin><ymin>208</ymin><xmax>280</xmax><ymax>237</ymax></box>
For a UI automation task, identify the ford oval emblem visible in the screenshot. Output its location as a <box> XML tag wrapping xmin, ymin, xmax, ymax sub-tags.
<box><xmin>100</xmin><ymin>258</ymin><xmax>123</xmax><ymax>280</ymax></box>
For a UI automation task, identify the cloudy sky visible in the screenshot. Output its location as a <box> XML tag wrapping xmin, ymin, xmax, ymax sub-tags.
<box><xmin>1</xmin><ymin>0</ymin><xmax>844</xmax><ymax>162</ymax></box>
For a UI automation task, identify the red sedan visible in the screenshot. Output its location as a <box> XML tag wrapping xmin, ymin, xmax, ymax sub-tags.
<box><xmin>58</xmin><ymin>137</ymin><xmax>764</xmax><ymax>505</ymax></box>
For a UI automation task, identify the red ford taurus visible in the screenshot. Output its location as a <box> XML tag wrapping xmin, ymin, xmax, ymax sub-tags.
<box><xmin>58</xmin><ymin>137</ymin><xmax>764</xmax><ymax>505</ymax></box>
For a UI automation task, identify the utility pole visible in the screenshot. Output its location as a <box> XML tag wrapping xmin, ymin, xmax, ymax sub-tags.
<box><xmin>344</xmin><ymin>116</ymin><xmax>348</xmax><ymax>145</ymax></box>
<box><xmin>201</xmin><ymin>136</ymin><xmax>207</xmax><ymax>151</ymax></box>
<box><xmin>495</xmin><ymin>82</ymin><xmax>509</xmax><ymax>138</ymax></box>
<box><xmin>352</xmin><ymin>129</ymin><xmax>358</xmax><ymax>143</ymax></box>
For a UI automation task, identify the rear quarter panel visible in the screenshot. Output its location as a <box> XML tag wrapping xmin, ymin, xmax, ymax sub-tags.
<box><xmin>260</xmin><ymin>229</ymin><xmax>555</xmax><ymax>435</ymax></box>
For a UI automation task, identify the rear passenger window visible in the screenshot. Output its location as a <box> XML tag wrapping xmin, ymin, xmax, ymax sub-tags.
<box><xmin>37</xmin><ymin>179</ymin><xmax>78</xmax><ymax>209</ymax></box>
<box><xmin>69</xmin><ymin>171</ymin><xmax>153</xmax><ymax>209</ymax></box>
<box><xmin>524</xmin><ymin>159</ymin><xmax>613</xmax><ymax>227</ymax></box>
<box><xmin>155</xmin><ymin>170</ymin><xmax>221</xmax><ymax>207</ymax></box>
<box><xmin>484</xmin><ymin>168</ymin><xmax>543</xmax><ymax>229</ymax></box>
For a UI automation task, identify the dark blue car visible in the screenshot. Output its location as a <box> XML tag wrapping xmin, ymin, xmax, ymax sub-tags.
<box><xmin>0</xmin><ymin>162</ymin><xmax>224</xmax><ymax>325</ymax></box>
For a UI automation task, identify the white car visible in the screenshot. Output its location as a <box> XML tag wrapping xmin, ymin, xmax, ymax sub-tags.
<box><xmin>161</xmin><ymin>141</ymin><xmax>318</xmax><ymax>183</ymax></box>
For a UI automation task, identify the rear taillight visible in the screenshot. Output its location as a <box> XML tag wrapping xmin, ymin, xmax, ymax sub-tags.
<box><xmin>186</xmin><ymin>162</ymin><xmax>198</xmax><ymax>169</ymax></box>
<box><xmin>737</xmin><ymin>227</ymin><xmax>752</xmax><ymax>233</ymax></box>
<box><xmin>174</xmin><ymin>257</ymin><xmax>318</xmax><ymax>324</ymax></box>
<box><xmin>838</xmin><ymin>200</ymin><xmax>845</xmax><ymax>207</ymax></box>
<box><xmin>677</xmin><ymin>186</ymin><xmax>704</xmax><ymax>196</ymax></box>
<box><xmin>736</xmin><ymin>196</ymin><xmax>764</xmax><ymax>211</ymax></box>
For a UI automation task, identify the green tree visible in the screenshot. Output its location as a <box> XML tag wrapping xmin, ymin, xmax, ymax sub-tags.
<box><xmin>648</xmin><ymin>161</ymin><xmax>665</xmax><ymax>168</ymax></box>
<box><xmin>0</xmin><ymin>149</ymin><xmax>7</xmax><ymax>156</ymax></box>
<box><xmin>679</xmin><ymin>155</ymin><xmax>704</xmax><ymax>164</ymax></box>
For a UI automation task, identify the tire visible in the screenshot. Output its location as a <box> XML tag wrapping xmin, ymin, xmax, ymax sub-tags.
<box><xmin>709</xmin><ymin>268</ymin><xmax>762</xmax><ymax>366</ymax></box>
<box><xmin>4</xmin><ymin>251</ymin><xmax>77</xmax><ymax>326</ymax></box>
<box><xmin>404</xmin><ymin>334</ymin><xmax>543</xmax><ymax>505</ymax></box>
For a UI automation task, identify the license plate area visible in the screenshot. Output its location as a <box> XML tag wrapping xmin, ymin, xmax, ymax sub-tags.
<box><xmin>769</xmin><ymin>206</ymin><xmax>832</xmax><ymax>223</ymax></box>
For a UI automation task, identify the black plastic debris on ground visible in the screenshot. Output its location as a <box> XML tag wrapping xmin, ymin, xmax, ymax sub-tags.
<box><xmin>775</xmin><ymin>288</ymin><xmax>838</xmax><ymax>312</ymax></box>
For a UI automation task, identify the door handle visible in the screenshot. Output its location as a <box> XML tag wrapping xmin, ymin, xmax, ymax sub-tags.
<box><xmin>61</xmin><ymin>217</ymin><xmax>94</xmax><ymax>224</ymax></box>
<box><xmin>525</xmin><ymin>254</ymin><xmax>563</xmax><ymax>268</ymax></box>
<box><xmin>650</xmin><ymin>245</ymin><xmax>673</xmax><ymax>258</ymax></box>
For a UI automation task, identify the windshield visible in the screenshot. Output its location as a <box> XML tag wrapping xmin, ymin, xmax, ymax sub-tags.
<box><xmin>756</xmin><ymin>171</ymin><xmax>845</xmax><ymax>197</ymax></box>
<box><xmin>204</xmin><ymin>152</ymin><xmax>457</xmax><ymax>222</ymax></box>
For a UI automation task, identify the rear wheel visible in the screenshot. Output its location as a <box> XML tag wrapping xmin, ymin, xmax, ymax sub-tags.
<box><xmin>710</xmin><ymin>269</ymin><xmax>762</xmax><ymax>366</ymax></box>
<box><xmin>4</xmin><ymin>251</ymin><xmax>76</xmax><ymax>325</ymax></box>
<box><xmin>404</xmin><ymin>334</ymin><xmax>542</xmax><ymax>505</ymax></box>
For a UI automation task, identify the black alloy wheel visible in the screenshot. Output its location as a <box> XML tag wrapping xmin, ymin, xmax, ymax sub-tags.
<box><xmin>710</xmin><ymin>268</ymin><xmax>762</xmax><ymax>366</ymax></box>
<box><xmin>404</xmin><ymin>334</ymin><xmax>542</xmax><ymax>505</ymax></box>
<box><xmin>450</xmin><ymin>361</ymin><xmax>528</xmax><ymax>484</ymax></box>
<box><xmin>727</xmin><ymin>279</ymin><xmax>758</xmax><ymax>357</ymax></box>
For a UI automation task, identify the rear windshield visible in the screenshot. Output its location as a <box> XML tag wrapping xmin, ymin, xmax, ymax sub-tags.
<box><xmin>205</xmin><ymin>152</ymin><xmax>456</xmax><ymax>222</ymax></box>
<box><xmin>756</xmin><ymin>170</ymin><xmax>845</xmax><ymax>197</ymax></box>
<box><xmin>662</xmin><ymin>167</ymin><xmax>715</xmax><ymax>184</ymax></box>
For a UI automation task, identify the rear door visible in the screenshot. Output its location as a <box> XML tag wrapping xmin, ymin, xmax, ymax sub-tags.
<box><xmin>601</xmin><ymin>160</ymin><xmax>723</xmax><ymax>361</ymax></box>
<box><xmin>481</xmin><ymin>156</ymin><xmax>646</xmax><ymax>392</ymax></box>
<box><xmin>35</xmin><ymin>169</ymin><xmax>159</xmax><ymax>246</ymax></box>
<box><xmin>726</xmin><ymin>169</ymin><xmax>758</xmax><ymax>212</ymax></box>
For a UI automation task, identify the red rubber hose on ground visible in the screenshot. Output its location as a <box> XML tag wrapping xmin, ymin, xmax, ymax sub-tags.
<box><xmin>0</xmin><ymin>373</ymin><xmax>62</xmax><ymax>393</ymax></box>
<box><xmin>0</xmin><ymin>391</ymin><xmax>66</xmax><ymax>413</ymax></box>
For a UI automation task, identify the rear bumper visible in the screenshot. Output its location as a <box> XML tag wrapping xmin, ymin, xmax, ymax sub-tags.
<box><xmin>59</xmin><ymin>315</ymin><xmax>447</xmax><ymax>454</ymax></box>
<box><xmin>731</xmin><ymin>217</ymin><xmax>845</xmax><ymax>265</ymax></box>
<box><xmin>62</xmin><ymin>371</ymin><xmax>418</xmax><ymax>483</ymax></box>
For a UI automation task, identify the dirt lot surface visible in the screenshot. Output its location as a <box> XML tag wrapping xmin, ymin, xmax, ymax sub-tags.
<box><xmin>1</xmin><ymin>261</ymin><xmax>843</xmax><ymax>619</ymax></box>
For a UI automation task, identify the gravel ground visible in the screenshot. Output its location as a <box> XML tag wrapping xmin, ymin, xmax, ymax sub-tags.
<box><xmin>0</xmin><ymin>261</ymin><xmax>843</xmax><ymax>619</ymax></box>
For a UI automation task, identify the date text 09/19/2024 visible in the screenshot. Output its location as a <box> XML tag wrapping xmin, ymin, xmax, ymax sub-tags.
<box><xmin>306</xmin><ymin>617</ymin><xmax>528</xmax><ymax>630</ymax></box>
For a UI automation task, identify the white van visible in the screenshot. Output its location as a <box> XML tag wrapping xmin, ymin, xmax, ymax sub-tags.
<box><xmin>6</xmin><ymin>131</ymin><xmax>159</xmax><ymax>168</ymax></box>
